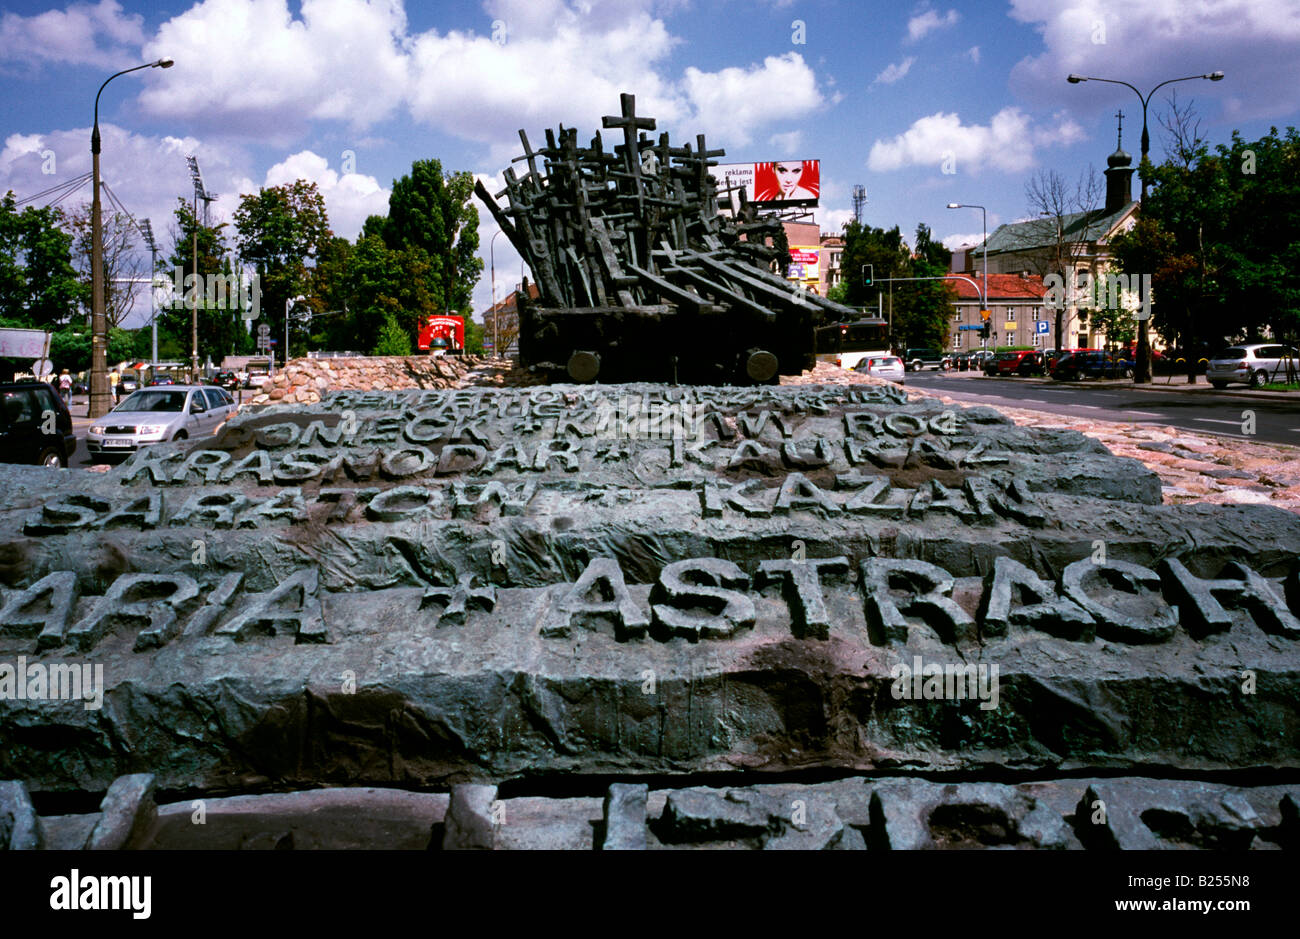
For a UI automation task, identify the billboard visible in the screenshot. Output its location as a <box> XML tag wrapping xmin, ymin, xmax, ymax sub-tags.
<box><xmin>787</xmin><ymin>246</ymin><xmax>820</xmax><ymax>282</ymax></box>
<box><xmin>710</xmin><ymin>159</ymin><xmax>820</xmax><ymax>210</ymax></box>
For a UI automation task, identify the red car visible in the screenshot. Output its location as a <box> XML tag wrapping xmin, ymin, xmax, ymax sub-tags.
<box><xmin>995</xmin><ymin>350</ymin><xmax>1041</xmax><ymax>375</ymax></box>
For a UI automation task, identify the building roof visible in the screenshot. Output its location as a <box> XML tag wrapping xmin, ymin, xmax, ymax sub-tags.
<box><xmin>944</xmin><ymin>273</ymin><xmax>1048</xmax><ymax>302</ymax></box>
<box><xmin>984</xmin><ymin>201</ymin><xmax>1138</xmax><ymax>254</ymax></box>
<box><xmin>483</xmin><ymin>281</ymin><xmax>539</xmax><ymax>318</ymax></box>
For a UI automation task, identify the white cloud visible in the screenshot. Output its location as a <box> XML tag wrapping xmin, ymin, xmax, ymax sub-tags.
<box><xmin>1008</xmin><ymin>0</ymin><xmax>1300</xmax><ymax>121</ymax></box>
<box><xmin>941</xmin><ymin>231</ymin><xmax>986</xmax><ymax>252</ymax></box>
<box><xmin>967</xmin><ymin>46</ymin><xmax>980</xmax><ymax>64</ymax></box>
<box><xmin>0</xmin><ymin>0</ymin><xmax>146</xmax><ymax>70</ymax></box>
<box><xmin>907</xmin><ymin>7</ymin><xmax>960</xmax><ymax>42</ymax></box>
<box><xmin>138</xmin><ymin>0</ymin><xmax>412</xmax><ymax>136</ymax></box>
<box><xmin>258</xmin><ymin>150</ymin><xmax>390</xmax><ymax>241</ymax></box>
<box><xmin>867</xmin><ymin>107</ymin><xmax>1085</xmax><ymax>173</ymax></box>
<box><xmin>407</xmin><ymin>12</ymin><xmax>682</xmax><ymax>149</ymax></box>
<box><xmin>768</xmin><ymin>130</ymin><xmax>803</xmax><ymax>155</ymax></box>
<box><xmin>873</xmin><ymin>57</ymin><xmax>916</xmax><ymax>86</ymax></box>
<box><xmin>682</xmin><ymin>53</ymin><xmax>824</xmax><ymax>148</ymax></box>
<box><xmin>818</xmin><ymin>208</ymin><xmax>855</xmax><ymax>233</ymax></box>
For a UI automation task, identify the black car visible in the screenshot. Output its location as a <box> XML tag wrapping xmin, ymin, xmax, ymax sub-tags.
<box><xmin>0</xmin><ymin>381</ymin><xmax>77</xmax><ymax>467</ymax></box>
<box><xmin>904</xmin><ymin>348</ymin><xmax>947</xmax><ymax>371</ymax></box>
<box><xmin>212</xmin><ymin>370</ymin><xmax>240</xmax><ymax>392</ymax></box>
<box><xmin>1051</xmin><ymin>351</ymin><xmax>1134</xmax><ymax>381</ymax></box>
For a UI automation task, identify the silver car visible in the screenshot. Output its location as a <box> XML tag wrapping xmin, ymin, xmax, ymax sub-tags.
<box><xmin>854</xmin><ymin>355</ymin><xmax>906</xmax><ymax>384</ymax></box>
<box><xmin>1207</xmin><ymin>343</ymin><xmax>1299</xmax><ymax>389</ymax></box>
<box><xmin>87</xmin><ymin>385</ymin><xmax>235</xmax><ymax>462</ymax></box>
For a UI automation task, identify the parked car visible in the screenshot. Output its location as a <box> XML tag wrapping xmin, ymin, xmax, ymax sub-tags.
<box><xmin>71</xmin><ymin>379</ymin><xmax>89</xmax><ymax>396</ymax></box>
<box><xmin>212</xmin><ymin>370</ymin><xmax>240</xmax><ymax>392</ymax></box>
<box><xmin>147</xmin><ymin>375</ymin><xmax>176</xmax><ymax>386</ymax></box>
<box><xmin>1206</xmin><ymin>343</ymin><xmax>1300</xmax><ymax>388</ymax></box>
<box><xmin>116</xmin><ymin>375</ymin><xmax>139</xmax><ymax>397</ymax></box>
<box><xmin>86</xmin><ymin>385</ymin><xmax>236</xmax><ymax>462</ymax></box>
<box><xmin>0</xmin><ymin>381</ymin><xmax>77</xmax><ymax>467</ymax></box>
<box><xmin>903</xmin><ymin>348</ymin><xmax>947</xmax><ymax>372</ymax></box>
<box><xmin>853</xmin><ymin>355</ymin><xmax>905</xmax><ymax>384</ymax></box>
<box><xmin>994</xmin><ymin>350</ymin><xmax>1041</xmax><ymax>376</ymax></box>
<box><xmin>1051</xmin><ymin>350</ymin><xmax>1134</xmax><ymax>381</ymax></box>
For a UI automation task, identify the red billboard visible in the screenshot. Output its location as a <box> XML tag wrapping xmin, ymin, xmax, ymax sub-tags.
<box><xmin>711</xmin><ymin>160</ymin><xmax>820</xmax><ymax>209</ymax></box>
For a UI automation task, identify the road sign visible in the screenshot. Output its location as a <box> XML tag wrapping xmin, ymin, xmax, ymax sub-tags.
<box><xmin>1035</xmin><ymin>320</ymin><xmax>1050</xmax><ymax>335</ymax></box>
<box><xmin>980</xmin><ymin>309</ymin><xmax>990</xmax><ymax>321</ymax></box>
<box><xmin>32</xmin><ymin>358</ymin><xmax>52</xmax><ymax>376</ymax></box>
<box><xmin>257</xmin><ymin>324</ymin><xmax>271</xmax><ymax>337</ymax></box>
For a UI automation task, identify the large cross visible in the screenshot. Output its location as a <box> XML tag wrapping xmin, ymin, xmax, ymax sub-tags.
<box><xmin>1116</xmin><ymin>109</ymin><xmax>1125</xmax><ymax>149</ymax></box>
<box><xmin>420</xmin><ymin>573</ymin><xmax>497</xmax><ymax>627</ymax></box>
<box><xmin>602</xmin><ymin>93</ymin><xmax>656</xmax><ymax>211</ymax></box>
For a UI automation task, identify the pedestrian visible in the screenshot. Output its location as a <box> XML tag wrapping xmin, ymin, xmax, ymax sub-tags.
<box><xmin>109</xmin><ymin>367</ymin><xmax>120</xmax><ymax>404</ymax></box>
<box><xmin>57</xmin><ymin>369</ymin><xmax>72</xmax><ymax>404</ymax></box>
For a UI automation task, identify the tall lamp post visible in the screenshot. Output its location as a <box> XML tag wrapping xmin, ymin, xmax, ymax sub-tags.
<box><xmin>89</xmin><ymin>57</ymin><xmax>173</xmax><ymax>417</ymax></box>
<box><xmin>285</xmin><ymin>295</ymin><xmax>307</xmax><ymax>365</ymax></box>
<box><xmin>489</xmin><ymin>229</ymin><xmax>504</xmax><ymax>357</ymax></box>
<box><xmin>1067</xmin><ymin>69</ymin><xmax>1224</xmax><ymax>382</ymax></box>
<box><xmin>947</xmin><ymin>203</ymin><xmax>987</xmax><ymax>346</ymax></box>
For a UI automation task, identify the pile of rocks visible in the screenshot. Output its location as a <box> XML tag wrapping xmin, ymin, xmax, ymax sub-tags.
<box><xmin>245</xmin><ymin>354</ymin><xmax>543</xmax><ymax>405</ymax></box>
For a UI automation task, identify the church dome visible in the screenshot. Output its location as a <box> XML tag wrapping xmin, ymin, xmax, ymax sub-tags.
<box><xmin>1108</xmin><ymin>147</ymin><xmax>1132</xmax><ymax>168</ymax></box>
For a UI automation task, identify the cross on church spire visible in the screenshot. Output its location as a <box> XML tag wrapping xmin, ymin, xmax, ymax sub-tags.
<box><xmin>1116</xmin><ymin>109</ymin><xmax>1124</xmax><ymax>149</ymax></box>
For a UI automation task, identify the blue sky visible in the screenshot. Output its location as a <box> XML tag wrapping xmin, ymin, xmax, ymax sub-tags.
<box><xmin>2</xmin><ymin>0</ymin><xmax>1297</xmax><ymax>327</ymax></box>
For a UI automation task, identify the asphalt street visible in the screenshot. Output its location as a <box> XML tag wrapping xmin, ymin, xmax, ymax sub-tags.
<box><xmin>905</xmin><ymin>371</ymin><xmax>1300</xmax><ymax>447</ymax></box>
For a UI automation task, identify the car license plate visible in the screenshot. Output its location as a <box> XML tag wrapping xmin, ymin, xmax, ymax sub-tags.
<box><xmin>103</xmin><ymin>437</ymin><xmax>133</xmax><ymax>447</ymax></box>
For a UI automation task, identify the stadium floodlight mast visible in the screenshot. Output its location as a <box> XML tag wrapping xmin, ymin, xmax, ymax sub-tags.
<box><xmin>1066</xmin><ymin>69</ymin><xmax>1224</xmax><ymax>382</ymax></box>
<box><xmin>89</xmin><ymin>56</ymin><xmax>173</xmax><ymax>417</ymax></box>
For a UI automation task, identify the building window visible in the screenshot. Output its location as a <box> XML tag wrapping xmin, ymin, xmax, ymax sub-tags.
<box><xmin>1006</xmin><ymin>307</ymin><xmax>1016</xmax><ymax>322</ymax></box>
<box><xmin>952</xmin><ymin>333</ymin><xmax>962</xmax><ymax>349</ymax></box>
<box><xmin>1032</xmin><ymin>334</ymin><xmax>1042</xmax><ymax>348</ymax></box>
<box><xmin>952</xmin><ymin>311</ymin><xmax>962</xmax><ymax>322</ymax></box>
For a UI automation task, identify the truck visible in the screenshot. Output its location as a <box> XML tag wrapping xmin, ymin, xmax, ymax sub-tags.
<box><xmin>417</xmin><ymin>315</ymin><xmax>465</xmax><ymax>355</ymax></box>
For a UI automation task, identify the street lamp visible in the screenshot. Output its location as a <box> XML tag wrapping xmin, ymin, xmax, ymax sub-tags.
<box><xmin>89</xmin><ymin>56</ymin><xmax>173</xmax><ymax>417</ymax></box>
<box><xmin>1067</xmin><ymin>69</ymin><xmax>1224</xmax><ymax>383</ymax></box>
<box><xmin>490</xmin><ymin>229</ymin><xmax>504</xmax><ymax>357</ymax></box>
<box><xmin>948</xmin><ymin>203</ymin><xmax>987</xmax><ymax>346</ymax></box>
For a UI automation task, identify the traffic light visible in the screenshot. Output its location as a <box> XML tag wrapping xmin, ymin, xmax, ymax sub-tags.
<box><xmin>980</xmin><ymin>323</ymin><xmax>990</xmax><ymax>340</ymax></box>
<box><xmin>863</xmin><ymin>264</ymin><xmax>873</xmax><ymax>287</ymax></box>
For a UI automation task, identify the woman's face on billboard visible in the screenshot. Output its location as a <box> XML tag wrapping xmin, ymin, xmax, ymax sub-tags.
<box><xmin>775</xmin><ymin>162</ymin><xmax>803</xmax><ymax>194</ymax></box>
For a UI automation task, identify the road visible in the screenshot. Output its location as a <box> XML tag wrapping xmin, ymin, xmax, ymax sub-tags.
<box><xmin>905</xmin><ymin>371</ymin><xmax>1300</xmax><ymax>447</ymax></box>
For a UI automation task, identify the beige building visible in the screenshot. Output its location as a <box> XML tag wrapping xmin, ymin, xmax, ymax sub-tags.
<box><xmin>951</xmin><ymin>142</ymin><xmax>1143</xmax><ymax>350</ymax></box>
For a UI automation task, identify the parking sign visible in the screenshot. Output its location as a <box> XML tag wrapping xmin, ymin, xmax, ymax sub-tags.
<box><xmin>1035</xmin><ymin>320</ymin><xmax>1049</xmax><ymax>335</ymax></box>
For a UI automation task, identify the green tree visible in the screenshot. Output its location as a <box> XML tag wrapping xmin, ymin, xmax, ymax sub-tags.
<box><xmin>234</xmin><ymin>180</ymin><xmax>332</xmax><ymax>360</ymax></box>
<box><xmin>372</xmin><ymin>312</ymin><xmax>412</xmax><ymax>356</ymax></box>
<box><xmin>0</xmin><ymin>192</ymin><xmax>86</xmax><ymax>328</ymax></box>
<box><xmin>381</xmin><ymin>160</ymin><xmax>483</xmax><ymax>313</ymax></box>
<box><xmin>836</xmin><ymin>220</ymin><xmax>953</xmax><ymax>349</ymax></box>
<box><xmin>1111</xmin><ymin>126</ymin><xmax>1300</xmax><ymax>380</ymax></box>
<box><xmin>894</xmin><ymin>223</ymin><xmax>955</xmax><ymax>350</ymax></box>
<box><xmin>159</xmin><ymin>199</ymin><xmax>252</xmax><ymax>366</ymax></box>
<box><xmin>463</xmin><ymin>315</ymin><xmax>484</xmax><ymax>355</ymax></box>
